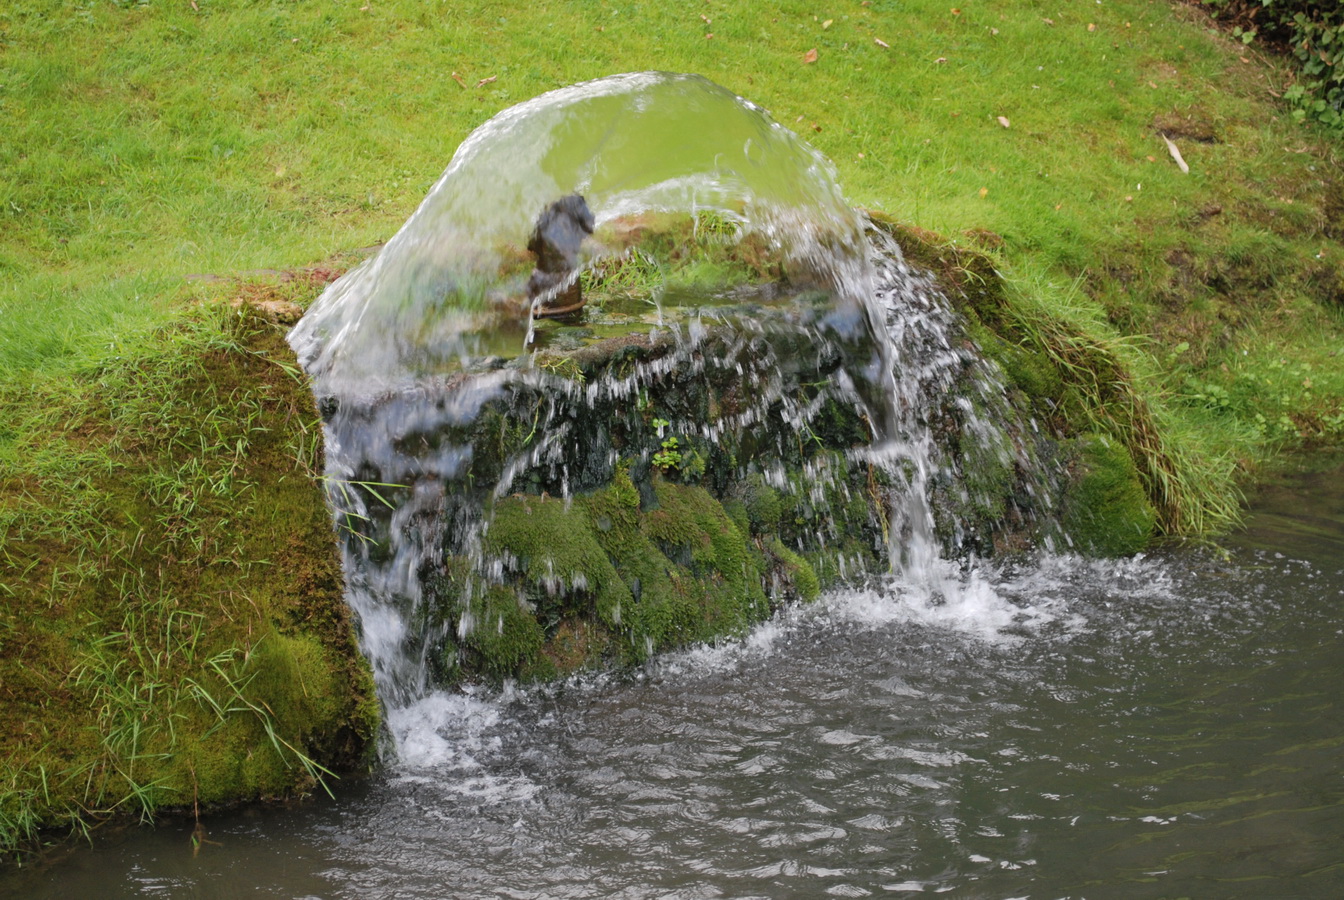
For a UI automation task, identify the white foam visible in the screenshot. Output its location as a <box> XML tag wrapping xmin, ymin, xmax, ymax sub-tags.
<box><xmin>387</xmin><ymin>689</ymin><xmax>505</xmax><ymax>771</ymax></box>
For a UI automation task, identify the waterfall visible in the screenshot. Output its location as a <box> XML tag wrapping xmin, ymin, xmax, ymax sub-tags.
<box><xmin>288</xmin><ymin>73</ymin><xmax>1059</xmax><ymax>758</ymax></box>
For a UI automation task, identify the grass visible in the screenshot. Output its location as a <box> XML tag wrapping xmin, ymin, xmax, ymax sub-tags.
<box><xmin>1</xmin><ymin>0</ymin><xmax>1341</xmax><ymax>852</ymax></box>
<box><xmin>2</xmin><ymin>1</ymin><xmax>1339</xmax><ymax>490</ymax></box>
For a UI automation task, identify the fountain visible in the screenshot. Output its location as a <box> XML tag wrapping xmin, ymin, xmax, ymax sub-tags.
<box><xmin>289</xmin><ymin>72</ymin><xmax>1069</xmax><ymax>756</ymax></box>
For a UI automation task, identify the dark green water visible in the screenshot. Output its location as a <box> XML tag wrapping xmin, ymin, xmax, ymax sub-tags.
<box><xmin>4</xmin><ymin>461</ymin><xmax>1342</xmax><ymax>899</ymax></box>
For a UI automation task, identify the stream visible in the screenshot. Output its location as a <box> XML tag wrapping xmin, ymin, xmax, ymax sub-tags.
<box><xmin>5</xmin><ymin>458</ymin><xmax>1341</xmax><ymax>898</ymax></box>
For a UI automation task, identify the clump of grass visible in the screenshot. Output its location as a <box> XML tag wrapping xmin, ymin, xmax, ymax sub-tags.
<box><xmin>1001</xmin><ymin>277</ymin><xmax>1245</xmax><ymax>537</ymax></box>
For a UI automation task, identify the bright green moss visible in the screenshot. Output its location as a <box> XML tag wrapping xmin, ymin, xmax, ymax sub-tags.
<box><xmin>736</xmin><ymin>474</ymin><xmax>783</xmax><ymax>533</ymax></box>
<box><xmin>643</xmin><ymin>480</ymin><xmax>768</xmax><ymax>636</ymax></box>
<box><xmin>462</xmin><ymin>585</ymin><xmax>546</xmax><ymax>676</ymax></box>
<box><xmin>484</xmin><ymin>493</ymin><xmax>632</xmax><ymax>629</ymax></box>
<box><xmin>767</xmin><ymin>539</ymin><xmax>821</xmax><ymax>604</ymax></box>
<box><xmin>1062</xmin><ymin>433</ymin><xmax>1158</xmax><ymax>557</ymax></box>
<box><xmin>580</xmin><ymin>472</ymin><xmax>687</xmax><ymax>661</ymax></box>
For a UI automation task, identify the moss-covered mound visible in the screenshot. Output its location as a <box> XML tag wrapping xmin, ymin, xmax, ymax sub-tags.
<box><xmin>0</xmin><ymin>306</ymin><xmax>377</xmax><ymax>854</ymax></box>
<box><xmin>328</xmin><ymin>217</ymin><xmax>1157</xmax><ymax>688</ymax></box>
<box><xmin>867</xmin><ymin>211</ymin><xmax>1240</xmax><ymax>540</ymax></box>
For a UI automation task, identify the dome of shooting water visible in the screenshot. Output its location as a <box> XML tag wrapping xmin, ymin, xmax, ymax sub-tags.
<box><xmin>290</xmin><ymin>71</ymin><xmax>870</xmax><ymax>390</ymax></box>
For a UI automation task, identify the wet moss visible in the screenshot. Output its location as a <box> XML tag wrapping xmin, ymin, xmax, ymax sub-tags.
<box><xmin>642</xmin><ymin>479</ymin><xmax>768</xmax><ymax>642</ymax></box>
<box><xmin>483</xmin><ymin>493</ymin><xmax>632</xmax><ymax>629</ymax></box>
<box><xmin>449</xmin><ymin>469</ymin><xmax>800</xmax><ymax>675</ymax></box>
<box><xmin>766</xmin><ymin>538</ymin><xmax>821</xmax><ymax>604</ymax></box>
<box><xmin>735</xmin><ymin>473</ymin><xmax>783</xmax><ymax>533</ymax></box>
<box><xmin>462</xmin><ymin>585</ymin><xmax>546</xmax><ymax>676</ymax></box>
<box><xmin>1062</xmin><ymin>434</ymin><xmax>1158</xmax><ymax>557</ymax></box>
<box><xmin>579</xmin><ymin>471</ymin><xmax>686</xmax><ymax>661</ymax></box>
<box><xmin>963</xmin><ymin>315</ymin><xmax>1063</xmax><ymax>405</ymax></box>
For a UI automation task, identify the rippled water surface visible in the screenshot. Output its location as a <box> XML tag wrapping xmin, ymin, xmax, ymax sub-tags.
<box><xmin>6</xmin><ymin>461</ymin><xmax>1342</xmax><ymax>899</ymax></box>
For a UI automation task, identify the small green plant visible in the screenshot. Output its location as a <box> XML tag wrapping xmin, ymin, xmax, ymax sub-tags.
<box><xmin>536</xmin><ymin>355</ymin><xmax>585</xmax><ymax>383</ymax></box>
<box><xmin>650</xmin><ymin>418</ymin><xmax>683</xmax><ymax>471</ymax></box>
<box><xmin>1202</xmin><ymin>0</ymin><xmax>1344</xmax><ymax>134</ymax></box>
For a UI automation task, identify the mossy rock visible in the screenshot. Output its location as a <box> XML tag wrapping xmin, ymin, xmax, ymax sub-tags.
<box><xmin>462</xmin><ymin>584</ymin><xmax>547</xmax><ymax>676</ymax></box>
<box><xmin>450</xmin><ymin>470</ymin><xmax>818</xmax><ymax>678</ymax></box>
<box><xmin>1061</xmin><ymin>433</ymin><xmax>1157</xmax><ymax>556</ymax></box>
<box><xmin>766</xmin><ymin>538</ymin><xmax>821</xmax><ymax>604</ymax></box>
<box><xmin>733</xmin><ymin>473</ymin><xmax>784</xmax><ymax>533</ymax></box>
<box><xmin>0</xmin><ymin>308</ymin><xmax>378</xmax><ymax>850</ymax></box>
<box><xmin>483</xmin><ymin>493</ymin><xmax>632</xmax><ymax>629</ymax></box>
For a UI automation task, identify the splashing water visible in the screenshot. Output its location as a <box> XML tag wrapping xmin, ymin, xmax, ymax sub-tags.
<box><xmin>289</xmin><ymin>73</ymin><xmax>1057</xmax><ymax>756</ymax></box>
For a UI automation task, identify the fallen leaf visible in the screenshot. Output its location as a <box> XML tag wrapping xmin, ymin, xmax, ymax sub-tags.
<box><xmin>1146</xmin><ymin>155</ymin><xmax>1156</xmax><ymax>162</ymax></box>
<box><xmin>1043</xmin><ymin>18</ymin><xmax>1055</xmax><ymax>26</ymax></box>
<box><xmin>1054</xmin><ymin>203</ymin><xmax>1062</xmax><ymax>210</ymax></box>
<box><xmin>996</xmin><ymin>116</ymin><xmax>1011</xmax><ymax>128</ymax></box>
<box><xmin>701</xmin><ymin>14</ymin><xmax>711</xmax><ymax>24</ymax></box>
<box><xmin>978</xmin><ymin>187</ymin><xmax>989</xmax><ymax>197</ymax></box>
<box><xmin>1088</xmin><ymin>23</ymin><xmax>1096</xmax><ymax>32</ymax></box>
<box><xmin>451</xmin><ymin>72</ymin><xmax>466</xmax><ymax>87</ymax></box>
<box><xmin>857</xmin><ymin>152</ymin><xmax>865</xmax><ymax>159</ymax></box>
<box><xmin>476</xmin><ymin>75</ymin><xmax>497</xmax><ymax>87</ymax></box>
<box><xmin>1124</xmin><ymin>195</ymin><xmax>1133</xmax><ymax>202</ymax></box>
<box><xmin>1162</xmin><ymin>135</ymin><xmax>1190</xmax><ymax>174</ymax></box>
<box><xmin>990</xmin><ymin>27</ymin><xmax>999</xmax><ymax>35</ymax></box>
<box><xmin>812</xmin><ymin>123</ymin><xmax>822</xmax><ymax>132</ymax></box>
<box><xmin>822</xmin><ymin>19</ymin><xmax>833</xmax><ymax>29</ymax></box>
<box><xmin>804</xmin><ymin>48</ymin><xmax>819</xmax><ymax>64</ymax></box>
<box><xmin>705</xmin><ymin>32</ymin><xmax>714</xmax><ymax>39</ymax></box>
<box><xmin>935</xmin><ymin>56</ymin><xmax>947</xmax><ymax>64</ymax></box>
<box><xmin>874</xmin><ymin>37</ymin><xmax>890</xmax><ymax>48</ymax></box>
<box><xmin>951</xmin><ymin>8</ymin><xmax>961</xmax><ymax>15</ymax></box>
<box><xmin>190</xmin><ymin>0</ymin><xmax>198</xmax><ymax>9</ymax></box>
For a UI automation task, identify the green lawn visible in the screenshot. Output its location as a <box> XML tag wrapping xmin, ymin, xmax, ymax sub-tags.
<box><xmin>1</xmin><ymin>0</ymin><xmax>1340</xmax><ymax>496</ymax></box>
<box><xmin>2</xmin><ymin>0</ymin><xmax>1343</xmax><ymax>852</ymax></box>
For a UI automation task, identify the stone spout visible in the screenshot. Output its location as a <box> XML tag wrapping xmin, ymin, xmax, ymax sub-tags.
<box><xmin>526</xmin><ymin>194</ymin><xmax>594</xmax><ymax>319</ymax></box>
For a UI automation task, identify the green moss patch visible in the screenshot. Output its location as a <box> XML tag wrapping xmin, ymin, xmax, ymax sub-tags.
<box><xmin>1062</xmin><ymin>434</ymin><xmax>1159</xmax><ymax>557</ymax></box>
<box><xmin>449</xmin><ymin>468</ymin><xmax>840</xmax><ymax>680</ymax></box>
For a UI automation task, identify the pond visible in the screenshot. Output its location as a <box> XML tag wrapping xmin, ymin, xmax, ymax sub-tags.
<box><xmin>4</xmin><ymin>457</ymin><xmax>1341</xmax><ymax>898</ymax></box>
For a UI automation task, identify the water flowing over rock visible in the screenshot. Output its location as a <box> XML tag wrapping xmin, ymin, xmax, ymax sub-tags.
<box><xmin>289</xmin><ymin>73</ymin><xmax>1080</xmax><ymax>756</ymax></box>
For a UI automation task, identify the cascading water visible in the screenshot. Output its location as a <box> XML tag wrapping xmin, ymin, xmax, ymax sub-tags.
<box><xmin>288</xmin><ymin>72</ymin><xmax>1059</xmax><ymax>757</ymax></box>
